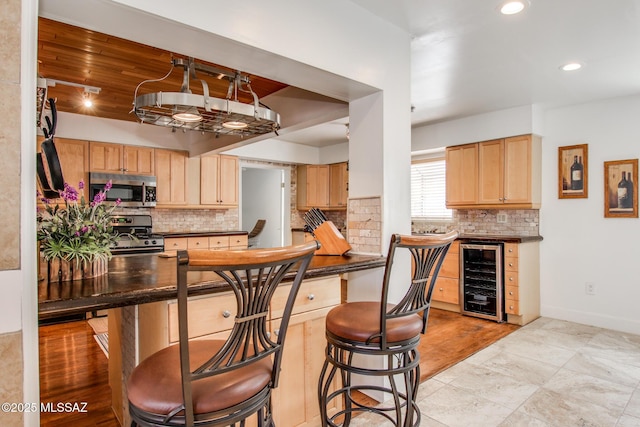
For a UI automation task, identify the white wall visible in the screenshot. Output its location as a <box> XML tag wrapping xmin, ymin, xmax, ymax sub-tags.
<box><xmin>412</xmin><ymin>97</ymin><xmax>640</xmax><ymax>334</ymax></box>
<box><xmin>540</xmin><ymin>95</ymin><xmax>640</xmax><ymax>334</ymax></box>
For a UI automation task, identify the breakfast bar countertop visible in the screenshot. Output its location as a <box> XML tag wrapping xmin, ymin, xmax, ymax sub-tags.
<box><xmin>157</xmin><ymin>230</ymin><xmax>249</xmax><ymax>237</ymax></box>
<box><xmin>38</xmin><ymin>252</ymin><xmax>386</xmax><ymax>320</ymax></box>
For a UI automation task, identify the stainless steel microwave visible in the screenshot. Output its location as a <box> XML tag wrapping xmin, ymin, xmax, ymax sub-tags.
<box><xmin>88</xmin><ymin>172</ymin><xmax>157</xmax><ymax>207</ymax></box>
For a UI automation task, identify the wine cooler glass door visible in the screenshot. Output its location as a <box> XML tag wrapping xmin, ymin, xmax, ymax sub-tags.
<box><xmin>460</xmin><ymin>243</ymin><xmax>504</xmax><ymax>322</ymax></box>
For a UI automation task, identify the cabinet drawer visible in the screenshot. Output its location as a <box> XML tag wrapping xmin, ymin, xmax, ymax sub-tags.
<box><xmin>504</xmin><ymin>243</ymin><xmax>518</xmax><ymax>257</ymax></box>
<box><xmin>168</xmin><ymin>292</ymin><xmax>238</xmax><ymax>342</ymax></box>
<box><xmin>505</xmin><ymin>285</ymin><xmax>519</xmax><ymax>301</ymax></box>
<box><xmin>439</xmin><ymin>252</ymin><xmax>460</xmax><ymax>279</ymax></box>
<box><xmin>188</xmin><ymin>237</ymin><xmax>209</xmax><ymax>249</ymax></box>
<box><xmin>505</xmin><ymin>272</ymin><xmax>518</xmax><ymax>287</ymax></box>
<box><xmin>165</xmin><ymin>237</ymin><xmax>188</xmax><ymax>251</ymax></box>
<box><xmin>229</xmin><ymin>235</ymin><xmax>248</xmax><ymax>249</ymax></box>
<box><xmin>271</xmin><ymin>276</ymin><xmax>341</xmax><ymax>318</ymax></box>
<box><xmin>208</xmin><ymin>235</ymin><xmax>230</xmax><ymax>250</ymax></box>
<box><xmin>505</xmin><ymin>256</ymin><xmax>518</xmax><ymax>272</ymax></box>
<box><xmin>505</xmin><ymin>299</ymin><xmax>519</xmax><ymax>315</ymax></box>
<box><xmin>433</xmin><ymin>277</ymin><xmax>459</xmax><ymax>304</ymax></box>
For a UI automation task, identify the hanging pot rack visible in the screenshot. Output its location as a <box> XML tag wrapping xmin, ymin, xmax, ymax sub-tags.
<box><xmin>132</xmin><ymin>57</ymin><xmax>281</xmax><ymax>137</ymax></box>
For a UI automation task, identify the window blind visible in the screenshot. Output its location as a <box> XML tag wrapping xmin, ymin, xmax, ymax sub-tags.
<box><xmin>411</xmin><ymin>158</ymin><xmax>452</xmax><ymax>219</ymax></box>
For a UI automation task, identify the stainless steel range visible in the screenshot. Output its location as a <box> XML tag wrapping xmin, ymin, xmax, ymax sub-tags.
<box><xmin>110</xmin><ymin>214</ymin><xmax>164</xmax><ymax>255</ymax></box>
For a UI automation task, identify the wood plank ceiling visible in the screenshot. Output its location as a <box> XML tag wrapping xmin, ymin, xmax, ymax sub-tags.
<box><xmin>37</xmin><ymin>17</ymin><xmax>288</xmax><ymax>124</ymax></box>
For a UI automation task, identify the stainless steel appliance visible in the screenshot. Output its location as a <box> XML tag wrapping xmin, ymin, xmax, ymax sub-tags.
<box><xmin>89</xmin><ymin>172</ymin><xmax>157</xmax><ymax>207</ymax></box>
<box><xmin>110</xmin><ymin>214</ymin><xmax>164</xmax><ymax>255</ymax></box>
<box><xmin>460</xmin><ymin>242</ymin><xmax>504</xmax><ymax>322</ymax></box>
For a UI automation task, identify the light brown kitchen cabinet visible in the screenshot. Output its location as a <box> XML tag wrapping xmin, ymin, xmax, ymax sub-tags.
<box><xmin>163</xmin><ymin>234</ymin><xmax>248</xmax><ymax>252</ymax></box>
<box><xmin>329</xmin><ymin>162</ymin><xmax>348</xmax><ymax>207</ymax></box>
<box><xmin>154</xmin><ymin>149</ymin><xmax>188</xmax><ymax>205</ymax></box>
<box><xmin>504</xmin><ymin>241</ymin><xmax>540</xmax><ymax>326</ymax></box>
<box><xmin>446</xmin><ymin>144</ymin><xmax>478</xmax><ymax>207</ymax></box>
<box><xmin>37</xmin><ymin>137</ymin><xmax>89</xmax><ymax>204</ymax></box>
<box><xmin>432</xmin><ymin>240</ymin><xmax>460</xmax><ymax>308</ymax></box>
<box><xmin>478</xmin><ymin>135</ymin><xmax>540</xmax><ymax>206</ymax></box>
<box><xmin>200</xmin><ymin>154</ymin><xmax>239</xmax><ymax>207</ymax></box>
<box><xmin>446</xmin><ymin>134</ymin><xmax>541</xmax><ymax>209</ymax></box>
<box><xmin>89</xmin><ymin>142</ymin><xmax>154</xmax><ymax>175</ymax></box>
<box><xmin>297</xmin><ymin>164</ymin><xmax>330</xmax><ymax>210</ymax></box>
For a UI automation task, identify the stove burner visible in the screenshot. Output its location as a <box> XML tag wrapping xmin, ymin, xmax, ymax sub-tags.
<box><xmin>110</xmin><ymin>214</ymin><xmax>164</xmax><ymax>254</ymax></box>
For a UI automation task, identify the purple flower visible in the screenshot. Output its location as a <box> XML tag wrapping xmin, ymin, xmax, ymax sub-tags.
<box><xmin>91</xmin><ymin>191</ymin><xmax>107</xmax><ymax>207</ymax></box>
<box><xmin>104</xmin><ymin>180</ymin><xmax>112</xmax><ymax>191</ymax></box>
<box><xmin>115</xmin><ymin>198</ymin><xmax>122</xmax><ymax>206</ymax></box>
<box><xmin>81</xmin><ymin>226</ymin><xmax>89</xmax><ymax>234</ymax></box>
<box><xmin>60</xmin><ymin>182</ymin><xmax>79</xmax><ymax>202</ymax></box>
<box><xmin>78</xmin><ymin>180</ymin><xmax>85</xmax><ymax>190</ymax></box>
<box><xmin>74</xmin><ymin>231</ymin><xmax>80</xmax><ymax>237</ymax></box>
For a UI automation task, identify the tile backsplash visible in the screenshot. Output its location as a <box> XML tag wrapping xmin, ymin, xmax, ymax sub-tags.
<box><xmin>412</xmin><ymin>209</ymin><xmax>539</xmax><ymax>236</ymax></box>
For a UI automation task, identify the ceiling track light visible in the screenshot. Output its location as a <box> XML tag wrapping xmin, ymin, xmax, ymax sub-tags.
<box><xmin>132</xmin><ymin>57</ymin><xmax>281</xmax><ymax>137</ymax></box>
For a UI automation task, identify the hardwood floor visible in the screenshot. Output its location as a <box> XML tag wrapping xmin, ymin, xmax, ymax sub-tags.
<box><xmin>38</xmin><ymin>309</ymin><xmax>519</xmax><ymax>426</ymax></box>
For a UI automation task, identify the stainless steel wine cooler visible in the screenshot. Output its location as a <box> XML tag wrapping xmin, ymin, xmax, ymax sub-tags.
<box><xmin>460</xmin><ymin>242</ymin><xmax>505</xmax><ymax>322</ymax></box>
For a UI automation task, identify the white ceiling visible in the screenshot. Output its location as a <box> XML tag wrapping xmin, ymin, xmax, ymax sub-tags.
<box><xmin>281</xmin><ymin>0</ymin><xmax>640</xmax><ymax>147</ymax></box>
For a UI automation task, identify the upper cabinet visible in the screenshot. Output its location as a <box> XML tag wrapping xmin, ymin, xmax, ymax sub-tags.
<box><xmin>329</xmin><ymin>162</ymin><xmax>349</xmax><ymax>208</ymax></box>
<box><xmin>37</xmin><ymin>137</ymin><xmax>89</xmax><ymax>204</ymax></box>
<box><xmin>154</xmin><ymin>149</ymin><xmax>188</xmax><ymax>206</ymax></box>
<box><xmin>446</xmin><ymin>134</ymin><xmax>541</xmax><ymax>209</ymax></box>
<box><xmin>297</xmin><ymin>162</ymin><xmax>348</xmax><ymax>210</ymax></box>
<box><xmin>89</xmin><ymin>142</ymin><xmax>154</xmax><ymax>175</ymax></box>
<box><xmin>200</xmin><ymin>154</ymin><xmax>239</xmax><ymax>207</ymax></box>
<box><xmin>446</xmin><ymin>144</ymin><xmax>478</xmax><ymax>207</ymax></box>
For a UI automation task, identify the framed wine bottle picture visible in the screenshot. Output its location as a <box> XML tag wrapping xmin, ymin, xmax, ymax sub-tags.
<box><xmin>604</xmin><ymin>159</ymin><xmax>638</xmax><ymax>218</ymax></box>
<box><xmin>558</xmin><ymin>144</ymin><xmax>588</xmax><ymax>199</ymax></box>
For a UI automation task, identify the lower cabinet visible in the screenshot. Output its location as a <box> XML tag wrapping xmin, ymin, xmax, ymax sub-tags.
<box><xmin>504</xmin><ymin>241</ymin><xmax>540</xmax><ymax>325</ymax></box>
<box><xmin>431</xmin><ymin>241</ymin><xmax>460</xmax><ymax>311</ymax></box>
<box><xmin>120</xmin><ymin>275</ymin><xmax>342</xmax><ymax>427</ymax></box>
<box><xmin>163</xmin><ymin>234</ymin><xmax>248</xmax><ymax>252</ymax></box>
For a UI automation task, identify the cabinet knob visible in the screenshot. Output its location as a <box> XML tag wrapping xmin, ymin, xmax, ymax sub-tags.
<box><xmin>439</xmin><ymin>288</ymin><xmax>443</xmax><ymax>291</ymax></box>
<box><xmin>509</xmin><ymin>277</ymin><xmax>514</xmax><ymax>281</ymax></box>
<box><xmin>172</xmin><ymin>242</ymin><xmax>178</xmax><ymax>247</ymax></box>
<box><xmin>508</xmin><ymin>248</ymin><xmax>513</xmax><ymax>253</ymax></box>
<box><xmin>196</xmin><ymin>242</ymin><xmax>201</xmax><ymax>245</ymax></box>
<box><xmin>222</xmin><ymin>310</ymin><xmax>231</xmax><ymax>318</ymax></box>
<box><xmin>499</xmin><ymin>198</ymin><xmax>503</xmax><ymax>201</ymax></box>
<box><xmin>307</xmin><ymin>294</ymin><xmax>315</xmax><ymax>301</ymax></box>
<box><xmin>509</xmin><ymin>305</ymin><xmax>514</xmax><ymax>310</ymax></box>
<box><xmin>509</xmin><ymin>291</ymin><xmax>514</xmax><ymax>296</ymax></box>
<box><xmin>509</xmin><ymin>262</ymin><xmax>514</xmax><ymax>267</ymax></box>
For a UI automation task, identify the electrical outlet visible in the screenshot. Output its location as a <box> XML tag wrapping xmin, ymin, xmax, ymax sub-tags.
<box><xmin>585</xmin><ymin>282</ymin><xmax>596</xmax><ymax>295</ymax></box>
<box><xmin>497</xmin><ymin>213</ymin><xmax>507</xmax><ymax>223</ymax></box>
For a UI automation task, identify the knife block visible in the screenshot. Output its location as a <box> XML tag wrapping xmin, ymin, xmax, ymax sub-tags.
<box><xmin>312</xmin><ymin>221</ymin><xmax>352</xmax><ymax>255</ymax></box>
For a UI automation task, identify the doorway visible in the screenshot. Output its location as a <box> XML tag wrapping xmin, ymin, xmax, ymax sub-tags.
<box><xmin>240</xmin><ymin>164</ymin><xmax>291</xmax><ymax>248</ymax></box>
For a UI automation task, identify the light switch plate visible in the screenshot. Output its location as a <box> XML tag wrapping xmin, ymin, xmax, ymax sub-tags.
<box><xmin>497</xmin><ymin>213</ymin><xmax>507</xmax><ymax>223</ymax></box>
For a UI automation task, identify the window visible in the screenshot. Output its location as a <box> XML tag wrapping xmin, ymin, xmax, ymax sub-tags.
<box><xmin>411</xmin><ymin>158</ymin><xmax>452</xmax><ymax>219</ymax></box>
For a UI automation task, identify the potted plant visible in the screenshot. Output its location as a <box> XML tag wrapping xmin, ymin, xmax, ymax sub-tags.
<box><xmin>37</xmin><ymin>180</ymin><xmax>121</xmax><ymax>282</ymax></box>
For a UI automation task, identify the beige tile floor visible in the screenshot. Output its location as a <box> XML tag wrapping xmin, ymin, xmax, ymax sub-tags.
<box><xmin>350</xmin><ymin>317</ymin><xmax>640</xmax><ymax>426</ymax></box>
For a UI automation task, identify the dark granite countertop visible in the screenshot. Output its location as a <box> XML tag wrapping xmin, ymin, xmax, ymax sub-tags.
<box><xmin>456</xmin><ymin>234</ymin><xmax>543</xmax><ymax>243</ymax></box>
<box><xmin>38</xmin><ymin>252</ymin><xmax>385</xmax><ymax>320</ymax></box>
<box><xmin>158</xmin><ymin>230</ymin><xmax>248</xmax><ymax>238</ymax></box>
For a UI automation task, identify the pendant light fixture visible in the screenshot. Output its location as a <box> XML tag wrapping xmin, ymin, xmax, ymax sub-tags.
<box><xmin>133</xmin><ymin>57</ymin><xmax>281</xmax><ymax>137</ymax></box>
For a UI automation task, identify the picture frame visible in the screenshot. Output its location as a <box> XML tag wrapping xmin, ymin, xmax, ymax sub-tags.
<box><xmin>604</xmin><ymin>159</ymin><xmax>638</xmax><ymax>218</ymax></box>
<box><xmin>558</xmin><ymin>144</ymin><xmax>588</xmax><ymax>199</ymax></box>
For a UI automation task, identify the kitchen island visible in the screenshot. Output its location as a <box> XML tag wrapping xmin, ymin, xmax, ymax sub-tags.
<box><xmin>38</xmin><ymin>251</ymin><xmax>386</xmax><ymax>426</ymax></box>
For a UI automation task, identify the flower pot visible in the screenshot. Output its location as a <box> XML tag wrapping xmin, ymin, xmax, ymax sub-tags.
<box><xmin>47</xmin><ymin>257</ymin><xmax>108</xmax><ymax>283</ymax></box>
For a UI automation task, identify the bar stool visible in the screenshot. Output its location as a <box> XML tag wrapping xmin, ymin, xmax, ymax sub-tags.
<box><xmin>318</xmin><ymin>231</ymin><xmax>458</xmax><ymax>426</ymax></box>
<box><xmin>127</xmin><ymin>242</ymin><xmax>318</xmax><ymax>427</ymax></box>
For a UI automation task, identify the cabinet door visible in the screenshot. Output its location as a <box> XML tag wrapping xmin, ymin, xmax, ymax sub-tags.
<box><xmin>89</xmin><ymin>142</ymin><xmax>123</xmax><ymax>173</ymax></box>
<box><xmin>503</xmin><ymin>135</ymin><xmax>531</xmax><ymax>204</ymax></box>
<box><xmin>477</xmin><ymin>139</ymin><xmax>505</xmax><ymax>204</ymax></box>
<box><xmin>200</xmin><ymin>155</ymin><xmax>220</xmax><ymax>205</ymax></box>
<box><xmin>329</xmin><ymin>162</ymin><xmax>348</xmax><ymax>208</ymax></box>
<box><xmin>38</xmin><ymin>137</ymin><xmax>90</xmax><ymax>204</ymax></box>
<box><xmin>271</xmin><ymin>307</ymin><xmax>341</xmax><ymax>427</ymax></box>
<box><xmin>123</xmin><ymin>146</ymin><xmax>154</xmax><ymax>175</ymax></box>
<box><xmin>446</xmin><ymin>144</ymin><xmax>478</xmax><ymax>206</ymax></box>
<box><xmin>218</xmin><ymin>155</ymin><xmax>239</xmax><ymax>206</ymax></box>
<box><xmin>307</xmin><ymin>165</ymin><xmax>330</xmax><ymax>208</ymax></box>
<box><xmin>155</xmin><ymin>149</ymin><xmax>187</xmax><ymax>205</ymax></box>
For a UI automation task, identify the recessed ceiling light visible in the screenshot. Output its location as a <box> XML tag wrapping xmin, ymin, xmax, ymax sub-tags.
<box><xmin>561</xmin><ymin>62</ymin><xmax>582</xmax><ymax>71</ymax></box>
<box><xmin>499</xmin><ymin>0</ymin><xmax>529</xmax><ymax>15</ymax></box>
